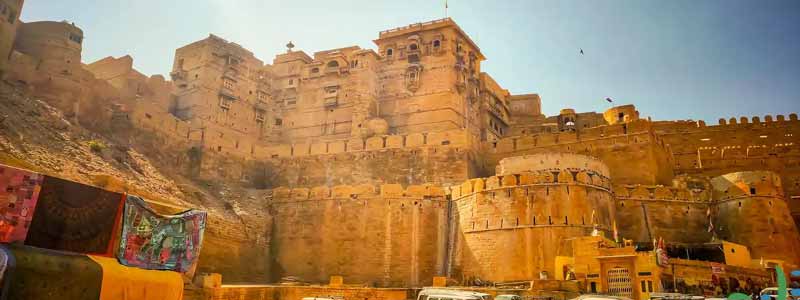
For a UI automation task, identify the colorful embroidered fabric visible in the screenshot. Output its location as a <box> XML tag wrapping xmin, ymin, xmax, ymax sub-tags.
<box><xmin>118</xmin><ymin>195</ymin><xmax>206</xmax><ymax>273</ymax></box>
<box><xmin>0</xmin><ymin>165</ymin><xmax>43</xmax><ymax>243</ymax></box>
<box><xmin>25</xmin><ymin>176</ymin><xmax>124</xmax><ymax>256</ymax></box>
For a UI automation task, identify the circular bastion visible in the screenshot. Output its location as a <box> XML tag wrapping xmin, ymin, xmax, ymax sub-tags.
<box><xmin>711</xmin><ymin>171</ymin><xmax>800</xmax><ymax>265</ymax></box>
<box><xmin>451</xmin><ymin>153</ymin><xmax>615</xmax><ymax>283</ymax></box>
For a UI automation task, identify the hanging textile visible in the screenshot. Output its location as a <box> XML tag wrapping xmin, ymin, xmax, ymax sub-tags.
<box><xmin>118</xmin><ymin>195</ymin><xmax>206</xmax><ymax>273</ymax></box>
<box><xmin>0</xmin><ymin>165</ymin><xmax>43</xmax><ymax>243</ymax></box>
<box><xmin>25</xmin><ymin>176</ymin><xmax>124</xmax><ymax>256</ymax></box>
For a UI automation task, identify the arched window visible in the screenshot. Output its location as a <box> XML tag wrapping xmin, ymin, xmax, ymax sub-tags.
<box><xmin>409</xmin><ymin>43</ymin><xmax>418</xmax><ymax>51</ymax></box>
<box><xmin>386</xmin><ymin>48</ymin><xmax>393</xmax><ymax>57</ymax></box>
<box><xmin>311</xmin><ymin>67</ymin><xmax>319</xmax><ymax>73</ymax></box>
<box><xmin>327</xmin><ymin>61</ymin><xmax>339</xmax><ymax>68</ymax></box>
<box><xmin>433</xmin><ymin>40</ymin><xmax>441</xmax><ymax>48</ymax></box>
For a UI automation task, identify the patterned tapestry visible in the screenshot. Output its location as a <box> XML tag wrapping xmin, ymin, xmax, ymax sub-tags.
<box><xmin>25</xmin><ymin>176</ymin><xmax>124</xmax><ymax>256</ymax></box>
<box><xmin>118</xmin><ymin>195</ymin><xmax>206</xmax><ymax>273</ymax></box>
<box><xmin>0</xmin><ymin>165</ymin><xmax>43</xmax><ymax>243</ymax></box>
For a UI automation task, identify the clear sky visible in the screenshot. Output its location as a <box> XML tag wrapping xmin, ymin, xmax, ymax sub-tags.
<box><xmin>22</xmin><ymin>1</ymin><xmax>800</xmax><ymax>122</ymax></box>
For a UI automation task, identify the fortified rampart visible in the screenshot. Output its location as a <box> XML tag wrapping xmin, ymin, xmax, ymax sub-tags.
<box><xmin>711</xmin><ymin>171</ymin><xmax>800</xmax><ymax>265</ymax></box>
<box><xmin>654</xmin><ymin>115</ymin><xmax>800</xmax><ymax>226</ymax></box>
<box><xmin>613</xmin><ymin>184</ymin><xmax>712</xmax><ymax>245</ymax></box>
<box><xmin>448</xmin><ymin>153</ymin><xmax>615</xmax><ymax>283</ymax></box>
<box><xmin>13</xmin><ymin>21</ymin><xmax>83</xmax><ymax>74</ymax></box>
<box><xmin>487</xmin><ymin>121</ymin><xmax>674</xmax><ymax>185</ymax></box>
<box><xmin>0</xmin><ymin>0</ymin><xmax>23</xmax><ymax>74</ymax></box>
<box><xmin>268</xmin><ymin>183</ymin><xmax>449</xmax><ymax>287</ymax></box>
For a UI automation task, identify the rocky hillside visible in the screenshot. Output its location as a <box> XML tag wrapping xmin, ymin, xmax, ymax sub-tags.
<box><xmin>0</xmin><ymin>80</ymin><xmax>273</xmax><ymax>283</ymax></box>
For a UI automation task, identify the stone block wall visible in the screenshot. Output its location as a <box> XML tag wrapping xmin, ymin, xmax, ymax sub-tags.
<box><xmin>448</xmin><ymin>154</ymin><xmax>615</xmax><ymax>283</ymax></box>
<box><xmin>487</xmin><ymin>123</ymin><xmax>674</xmax><ymax>185</ymax></box>
<box><xmin>711</xmin><ymin>171</ymin><xmax>800</xmax><ymax>265</ymax></box>
<box><xmin>613</xmin><ymin>184</ymin><xmax>712</xmax><ymax>245</ymax></box>
<box><xmin>268</xmin><ymin>184</ymin><xmax>449</xmax><ymax>287</ymax></box>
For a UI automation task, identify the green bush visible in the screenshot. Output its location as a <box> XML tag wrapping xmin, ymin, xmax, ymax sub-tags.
<box><xmin>88</xmin><ymin>140</ymin><xmax>106</xmax><ymax>153</ymax></box>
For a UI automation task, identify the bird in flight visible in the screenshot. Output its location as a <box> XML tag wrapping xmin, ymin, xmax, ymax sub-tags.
<box><xmin>580</xmin><ymin>48</ymin><xmax>584</xmax><ymax>55</ymax></box>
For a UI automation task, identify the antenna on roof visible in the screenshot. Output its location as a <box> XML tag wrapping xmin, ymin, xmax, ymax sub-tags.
<box><xmin>445</xmin><ymin>0</ymin><xmax>448</xmax><ymax>18</ymax></box>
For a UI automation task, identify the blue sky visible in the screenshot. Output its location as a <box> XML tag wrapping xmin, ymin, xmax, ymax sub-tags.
<box><xmin>23</xmin><ymin>1</ymin><xmax>800</xmax><ymax>122</ymax></box>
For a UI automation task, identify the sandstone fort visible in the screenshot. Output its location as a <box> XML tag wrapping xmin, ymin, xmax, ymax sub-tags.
<box><xmin>0</xmin><ymin>1</ymin><xmax>798</xmax><ymax>300</ymax></box>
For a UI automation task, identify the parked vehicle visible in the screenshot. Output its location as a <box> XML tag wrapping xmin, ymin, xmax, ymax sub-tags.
<box><xmin>417</xmin><ymin>288</ymin><xmax>491</xmax><ymax>300</ymax></box>
<box><xmin>759</xmin><ymin>287</ymin><xmax>800</xmax><ymax>300</ymax></box>
<box><xmin>649</xmin><ymin>293</ymin><xmax>705</xmax><ymax>300</ymax></box>
<box><xmin>302</xmin><ymin>297</ymin><xmax>344</xmax><ymax>300</ymax></box>
<box><xmin>568</xmin><ymin>294</ymin><xmax>634</xmax><ymax>300</ymax></box>
<box><xmin>495</xmin><ymin>295</ymin><xmax>522</xmax><ymax>300</ymax></box>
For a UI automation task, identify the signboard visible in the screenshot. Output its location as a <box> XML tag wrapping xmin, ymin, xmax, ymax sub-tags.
<box><xmin>656</xmin><ymin>248</ymin><xmax>669</xmax><ymax>267</ymax></box>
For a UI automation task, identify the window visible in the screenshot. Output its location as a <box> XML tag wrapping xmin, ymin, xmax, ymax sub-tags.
<box><xmin>648</xmin><ymin>281</ymin><xmax>653</xmax><ymax>292</ymax></box>
<box><xmin>255</xmin><ymin>111</ymin><xmax>265</xmax><ymax>123</ymax></box>
<box><xmin>408</xmin><ymin>72</ymin><xmax>417</xmax><ymax>81</ymax></box>
<box><xmin>219</xmin><ymin>97</ymin><xmax>231</xmax><ymax>110</ymax></box>
<box><xmin>350</xmin><ymin>60</ymin><xmax>358</xmax><ymax>68</ymax></box>
<box><xmin>69</xmin><ymin>33</ymin><xmax>82</xmax><ymax>44</ymax></box>
<box><xmin>311</xmin><ymin>67</ymin><xmax>319</xmax><ymax>73</ymax></box>
<box><xmin>618</xmin><ymin>112</ymin><xmax>624</xmax><ymax>122</ymax></box>
<box><xmin>386</xmin><ymin>48</ymin><xmax>393</xmax><ymax>57</ymax></box>
<box><xmin>274</xmin><ymin>118</ymin><xmax>283</xmax><ymax>126</ymax></box>
<box><xmin>288</xmin><ymin>78</ymin><xmax>294</xmax><ymax>85</ymax></box>
<box><xmin>257</xmin><ymin>92</ymin><xmax>268</xmax><ymax>101</ymax></box>
<box><xmin>590</xmin><ymin>282</ymin><xmax>597</xmax><ymax>293</ymax></box>
<box><xmin>433</xmin><ymin>40</ymin><xmax>441</xmax><ymax>48</ymax></box>
<box><xmin>223</xmin><ymin>78</ymin><xmax>235</xmax><ymax>90</ymax></box>
<box><xmin>327</xmin><ymin>60</ymin><xmax>339</xmax><ymax>68</ymax></box>
<box><xmin>641</xmin><ymin>281</ymin><xmax>646</xmax><ymax>292</ymax></box>
<box><xmin>409</xmin><ymin>43</ymin><xmax>418</xmax><ymax>51</ymax></box>
<box><xmin>408</xmin><ymin>54</ymin><xmax>420</xmax><ymax>63</ymax></box>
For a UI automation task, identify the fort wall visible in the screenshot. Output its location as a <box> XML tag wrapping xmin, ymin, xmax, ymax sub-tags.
<box><xmin>268</xmin><ymin>183</ymin><xmax>449</xmax><ymax>287</ymax></box>
<box><xmin>711</xmin><ymin>171</ymin><xmax>800</xmax><ymax>265</ymax></box>
<box><xmin>487</xmin><ymin>121</ymin><xmax>674</xmax><ymax>185</ymax></box>
<box><xmin>0</xmin><ymin>0</ymin><xmax>22</xmax><ymax>74</ymax></box>
<box><xmin>613</xmin><ymin>184</ymin><xmax>712</xmax><ymax>244</ymax></box>
<box><xmin>655</xmin><ymin>116</ymin><xmax>800</xmax><ymax>230</ymax></box>
<box><xmin>448</xmin><ymin>154</ymin><xmax>615</xmax><ymax>283</ymax></box>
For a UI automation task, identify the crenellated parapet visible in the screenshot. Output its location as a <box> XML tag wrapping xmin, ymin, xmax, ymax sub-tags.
<box><xmin>251</xmin><ymin>129</ymin><xmax>470</xmax><ymax>160</ymax></box>
<box><xmin>269</xmin><ymin>182</ymin><xmax>448</xmax><ymax>204</ymax></box>
<box><xmin>613</xmin><ymin>184</ymin><xmax>711</xmax><ymax>203</ymax></box>
<box><xmin>489</xmin><ymin>120</ymin><xmax>668</xmax><ymax>155</ymax></box>
<box><xmin>448</xmin><ymin>168</ymin><xmax>612</xmax><ymax>200</ymax></box>
<box><xmin>653</xmin><ymin>112</ymin><xmax>799</xmax><ymax>133</ymax></box>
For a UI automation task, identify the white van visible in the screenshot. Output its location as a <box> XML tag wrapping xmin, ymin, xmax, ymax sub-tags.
<box><xmin>417</xmin><ymin>289</ymin><xmax>492</xmax><ymax>300</ymax></box>
<box><xmin>302</xmin><ymin>297</ymin><xmax>344</xmax><ymax>300</ymax></box>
